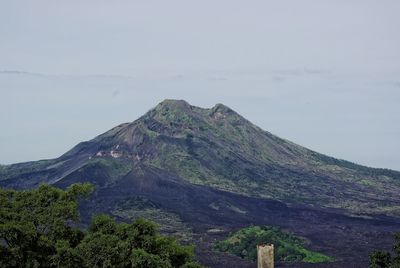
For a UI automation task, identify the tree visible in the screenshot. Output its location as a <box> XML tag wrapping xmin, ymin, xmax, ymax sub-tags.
<box><xmin>0</xmin><ymin>184</ymin><xmax>203</xmax><ymax>268</ymax></box>
<box><xmin>370</xmin><ymin>251</ymin><xmax>392</xmax><ymax>268</ymax></box>
<box><xmin>369</xmin><ymin>233</ymin><xmax>400</xmax><ymax>268</ymax></box>
<box><xmin>0</xmin><ymin>183</ymin><xmax>93</xmax><ymax>267</ymax></box>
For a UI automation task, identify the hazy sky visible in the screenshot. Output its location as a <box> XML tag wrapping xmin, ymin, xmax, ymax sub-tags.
<box><xmin>0</xmin><ymin>1</ymin><xmax>399</xmax><ymax>170</ymax></box>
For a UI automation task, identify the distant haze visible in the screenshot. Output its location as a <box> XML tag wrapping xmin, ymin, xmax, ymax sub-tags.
<box><xmin>0</xmin><ymin>1</ymin><xmax>399</xmax><ymax>170</ymax></box>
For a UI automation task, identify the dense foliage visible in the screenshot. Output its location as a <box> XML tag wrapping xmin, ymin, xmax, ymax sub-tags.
<box><xmin>369</xmin><ymin>233</ymin><xmax>400</xmax><ymax>268</ymax></box>
<box><xmin>214</xmin><ymin>226</ymin><xmax>333</xmax><ymax>263</ymax></box>
<box><xmin>0</xmin><ymin>184</ymin><xmax>203</xmax><ymax>268</ymax></box>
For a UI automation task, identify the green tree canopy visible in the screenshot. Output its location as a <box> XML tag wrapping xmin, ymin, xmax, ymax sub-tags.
<box><xmin>369</xmin><ymin>233</ymin><xmax>400</xmax><ymax>268</ymax></box>
<box><xmin>0</xmin><ymin>183</ymin><xmax>203</xmax><ymax>268</ymax></box>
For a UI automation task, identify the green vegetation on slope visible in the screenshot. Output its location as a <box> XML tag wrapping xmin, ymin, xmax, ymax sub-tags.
<box><xmin>0</xmin><ymin>183</ymin><xmax>203</xmax><ymax>268</ymax></box>
<box><xmin>0</xmin><ymin>159</ymin><xmax>55</xmax><ymax>181</ymax></box>
<box><xmin>214</xmin><ymin>226</ymin><xmax>333</xmax><ymax>263</ymax></box>
<box><xmin>112</xmin><ymin>197</ymin><xmax>194</xmax><ymax>243</ymax></box>
<box><xmin>84</xmin><ymin>157</ymin><xmax>132</xmax><ymax>182</ymax></box>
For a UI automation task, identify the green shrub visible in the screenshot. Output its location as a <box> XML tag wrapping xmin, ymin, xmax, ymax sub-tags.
<box><xmin>214</xmin><ymin>225</ymin><xmax>333</xmax><ymax>263</ymax></box>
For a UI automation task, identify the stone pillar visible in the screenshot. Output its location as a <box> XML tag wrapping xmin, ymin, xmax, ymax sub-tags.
<box><xmin>257</xmin><ymin>244</ymin><xmax>274</xmax><ymax>268</ymax></box>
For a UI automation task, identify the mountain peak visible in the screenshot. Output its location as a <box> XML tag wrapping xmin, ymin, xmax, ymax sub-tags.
<box><xmin>153</xmin><ymin>99</ymin><xmax>236</xmax><ymax>115</ymax></box>
<box><xmin>157</xmin><ymin>99</ymin><xmax>191</xmax><ymax>109</ymax></box>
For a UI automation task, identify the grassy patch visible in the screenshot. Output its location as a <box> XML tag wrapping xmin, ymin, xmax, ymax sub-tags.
<box><xmin>214</xmin><ymin>226</ymin><xmax>333</xmax><ymax>263</ymax></box>
<box><xmin>85</xmin><ymin>158</ymin><xmax>132</xmax><ymax>182</ymax></box>
<box><xmin>0</xmin><ymin>159</ymin><xmax>55</xmax><ymax>181</ymax></box>
<box><xmin>112</xmin><ymin>197</ymin><xmax>193</xmax><ymax>243</ymax></box>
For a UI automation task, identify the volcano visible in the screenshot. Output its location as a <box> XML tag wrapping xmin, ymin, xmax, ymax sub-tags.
<box><xmin>1</xmin><ymin>99</ymin><xmax>400</xmax><ymax>267</ymax></box>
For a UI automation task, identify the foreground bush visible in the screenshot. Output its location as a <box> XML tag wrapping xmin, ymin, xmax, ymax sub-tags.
<box><xmin>0</xmin><ymin>183</ymin><xmax>203</xmax><ymax>268</ymax></box>
<box><xmin>369</xmin><ymin>233</ymin><xmax>400</xmax><ymax>268</ymax></box>
<box><xmin>214</xmin><ymin>225</ymin><xmax>333</xmax><ymax>263</ymax></box>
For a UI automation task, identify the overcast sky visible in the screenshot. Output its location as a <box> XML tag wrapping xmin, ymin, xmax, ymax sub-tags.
<box><xmin>0</xmin><ymin>1</ymin><xmax>399</xmax><ymax>170</ymax></box>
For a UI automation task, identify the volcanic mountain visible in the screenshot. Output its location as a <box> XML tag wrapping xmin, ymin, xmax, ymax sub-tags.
<box><xmin>1</xmin><ymin>99</ymin><xmax>400</xmax><ymax>267</ymax></box>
